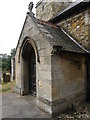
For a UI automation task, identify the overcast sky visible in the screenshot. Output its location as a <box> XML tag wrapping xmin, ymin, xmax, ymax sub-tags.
<box><xmin>0</xmin><ymin>0</ymin><xmax>38</xmax><ymax>55</ymax></box>
<box><xmin>0</xmin><ymin>0</ymin><xmax>77</xmax><ymax>55</ymax></box>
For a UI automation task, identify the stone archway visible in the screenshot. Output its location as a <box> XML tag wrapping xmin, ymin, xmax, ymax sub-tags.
<box><xmin>22</xmin><ymin>42</ymin><xmax>36</xmax><ymax>96</ymax></box>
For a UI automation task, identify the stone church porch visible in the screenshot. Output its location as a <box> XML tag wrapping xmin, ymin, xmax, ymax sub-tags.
<box><xmin>1</xmin><ymin>91</ymin><xmax>90</xmax><ymax>119</ymax></box>
<box><xmin>14</xmin><ymin>0</ymin><xmax>90</xmax><ymax>116</ymax></box>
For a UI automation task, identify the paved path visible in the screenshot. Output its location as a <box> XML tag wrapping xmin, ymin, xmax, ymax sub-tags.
<box><xmin>2</xmin><ymin>92</ymin><xmax>50</xmax><ymax>118</ymax></box>
<box><xmin>2</xmin><ymin>91</ymin><xmax>90</xmax><ymax>119</ymax></box>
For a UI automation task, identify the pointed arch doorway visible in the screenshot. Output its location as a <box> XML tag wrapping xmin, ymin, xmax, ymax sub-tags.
<box><xmin>22</xmin><ymin>42</ymin><xmax>36</xmax><ymax>96</ymax></box>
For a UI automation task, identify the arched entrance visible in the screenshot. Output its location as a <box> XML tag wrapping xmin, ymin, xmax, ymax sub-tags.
<box><xmin>22</xmin><ymin>42</ymin><xmax>36</xmax><ymax>96</ymax></box>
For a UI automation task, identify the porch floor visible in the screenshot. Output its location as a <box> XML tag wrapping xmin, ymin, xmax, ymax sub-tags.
<box><xmin>1</xmin><ymin>91</ymin><xmax>90</xmax><ymax>119</ymax></box>
<box><xmin>2</xmin><ymin>91</ymin><xmax>50</xmax><ymax>118</ymax></box>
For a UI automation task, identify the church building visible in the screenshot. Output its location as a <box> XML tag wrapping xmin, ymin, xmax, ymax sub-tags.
<box><xmin>14</xmin><ymin>0</ymin><xmax>90</xmax><ymax>116</ymax></box>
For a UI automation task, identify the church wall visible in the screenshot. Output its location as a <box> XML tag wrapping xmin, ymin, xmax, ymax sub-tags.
<box><xmin>15</xmin><ymin>49</ymin><xmax>22</xmax><ymax>94</ymax></box>
<box><xmin>36</xmin><ymin>0</ymin><xmax>71</xmax><ymax>21</ymax></box>
<box><xmin>15</xmin><ymin>15</ymin><xmax>54</xmax><ymax>114</ymax></box>
<box><xmin>15</xmin><ymin>10</ymin><xmax>89</xmax><ymax>115</ymax></box>
<box><xmin>36</xmin><ymin>2</ymin><xmax>54</xmax><ymax>21</ymax></box>
<box><xmin>88</xmin><ymin>8</ymin><xmax>90</xmax><ymax>47</ymax></box>
<box><xmin>57</xmin><ymin>9</ymin><xmax>90</xmax><ymax>51</ymax></box>
<box><xmin>51</xmin><ymin>52</ymin><xmax>86</xmax><ymax>114</ymax></box>
<box><xmin>35</xmin><ymin>36</ymin><xmax>53</xmax><ymax>114</ymax></box>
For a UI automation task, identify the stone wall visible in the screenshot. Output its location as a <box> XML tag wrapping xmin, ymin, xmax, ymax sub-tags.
<box><xmin>57</xmin><ymin>9</ymin><xmax>90</xmax><ymax>51</ymax></box>
<box><xmin>88</xmin><ymin>8</ymin><xmax>90</xmax><ymax>46</ymax></box>
<box><xmin>51</xmin><ymin>52</ymin><xmax>86</xmax><ymax>114</ymax></box>
<box><xmin>15</xmin><ymin>11</ymin><xmax>89</xmax><ymax>115</ymax></box>
<box><xmin>36</xmin><ymin>1</ymin><xmax>90</xmax><ymax>51</ymax></box>
<box><xmin>15</xmin><ymin>14</ymin><xmax>53</xmax><ymax>114</ymax></box>
<box><xmin>36</xmin><ymin>39</ymin><xmax>53</xmax><ymax>114</ymax></box>
<box><xmin>36</xmin><ymin>0</ymin><xmax>71</xmax><ymax>21</ymax></box>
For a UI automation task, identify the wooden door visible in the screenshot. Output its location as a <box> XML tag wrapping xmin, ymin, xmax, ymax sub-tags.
<box><xmin>29</xmin><ymin>50</ymin><xmax>36</xmax><ymax>96</ymax></box>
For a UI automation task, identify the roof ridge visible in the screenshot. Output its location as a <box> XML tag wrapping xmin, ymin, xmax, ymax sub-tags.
<box><xmin>37</xmin><ymin>19</ymin><xmax>58</xmax><ymax>28</ymax></box>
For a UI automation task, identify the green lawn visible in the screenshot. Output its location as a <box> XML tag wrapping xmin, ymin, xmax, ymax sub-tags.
<box><xmin>0</xmin><ymin>80</ymin><xmax>15</xmax><ymax>93</ymax></box>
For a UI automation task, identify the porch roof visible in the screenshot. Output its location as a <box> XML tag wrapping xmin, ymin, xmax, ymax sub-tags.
<box><xmin>15</xmin><ymin>13</ymin><xmax>89</xmax><ymax>56</ymax></box>
<box><xmin>34</xmin><ymin>17</ymin><xmax>89</xmax><ymax>54</ymax></box>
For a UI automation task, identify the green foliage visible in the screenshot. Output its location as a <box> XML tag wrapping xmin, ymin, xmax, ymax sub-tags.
<box><xmin>1</xmin><ymin>48</ymin><xmax>16</xmax><ymax>73</ymax></box>
<box><xmin>10</xmin><ymin>48</ymin><xmax>16</xmax><ymax>58</ymax></box>
<box><xmin>0</xmin><ymin>80</ymin><xmax>15</xmax><ymax>93</ymax></box>
<box><xmin>2</xmin><ymin>54</ymin><xmax>10</xmax><ymax>72</ymax></box>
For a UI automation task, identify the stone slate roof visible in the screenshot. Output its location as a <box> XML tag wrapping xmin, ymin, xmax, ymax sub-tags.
<box><xmin>34</xmin><ymin>17</ymin><xmax>88</xmax><ymax>54</ymax></box>
<box><xmin>49</xmin><ymin>0</ymin><xmax>90</xmax><ymax>23</ymax></box>
<box><xmin>16</xmin><ymin>13</ymin><xmax>89</xmax><ymax>55</ymax></box>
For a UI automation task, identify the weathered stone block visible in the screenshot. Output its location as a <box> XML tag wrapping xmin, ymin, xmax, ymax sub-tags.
<box><xmin>36</xmin><ymin>0</ymin><xmax>70</xmax><ymax>21</ymax></box>
<box><xmin>40</xmin><ymin>56</ymin><xmax>51</xmax><ymax>64</ymax></box>
<box><xmin>57</xmin><ymin>10</ymin><xmax>89</xmax><ymax>50</ymax></box>
<box><xmin>36</xmin><ymin>98</ymin><xmax>52</xmax><ymax>115</ymax></box>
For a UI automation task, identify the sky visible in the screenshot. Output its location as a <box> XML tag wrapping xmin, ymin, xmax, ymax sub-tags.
<box><xmin>0</xmin><ymin>0</ymin><xmax>38</xmax><ymax>55</ymax></box>
<box><xmin>0</xmin><ymin>0</ymin><xmax>77</xmax><ymax>55</ymax></box>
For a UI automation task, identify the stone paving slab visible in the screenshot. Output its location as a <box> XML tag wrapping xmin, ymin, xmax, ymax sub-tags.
<box><xmin>2</xmin><ymin>104</ymin><xmax>19</xmax><ymax>118</ymax></box>
<box><xmin>8</xmin><ymin>113</ymin><xmax>24</xmax><ymax>118</ymax></box>
<box><xmin>2</xmin><ymin>92</ymin><xmax>50</xmax><ymax>118</ymax></box>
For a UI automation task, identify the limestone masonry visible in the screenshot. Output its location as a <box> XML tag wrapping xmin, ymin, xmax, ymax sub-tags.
<box><xmin>14</xmin><ymin>0</ymin><xmax>90</xmax><ymax>117</ymax></box>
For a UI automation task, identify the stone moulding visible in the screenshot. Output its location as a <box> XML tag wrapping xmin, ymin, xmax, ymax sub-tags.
<box><xmin>36</xmin><ymin>90</ymin><xmax>86</xmax><ymax>116</ymax></box>
<box><xmin>18</xmin><ymin>36</ymin><xmax>40</xmax><ymax>63</ymax></box>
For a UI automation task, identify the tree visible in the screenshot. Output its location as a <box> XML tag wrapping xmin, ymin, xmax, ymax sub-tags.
<box><xmin>10</xmin><ymin>48</ymin><xmax>16</xmax><ymax>58</ymax></box>
<box><xmin>2</xmin><ymin>54</ymin><xmax>11</xmax><ymax>73</ymax></box>
<box><xmin>1</xmin><ymin>48</ymin><xmax>16</xmax><ymax>73</ymax></box>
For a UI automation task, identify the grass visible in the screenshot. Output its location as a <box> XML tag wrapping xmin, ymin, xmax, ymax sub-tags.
<box><xmin>0</xmin><ymin>80</ymin><xmax>15</xmax><ymax>93</ymax></box>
